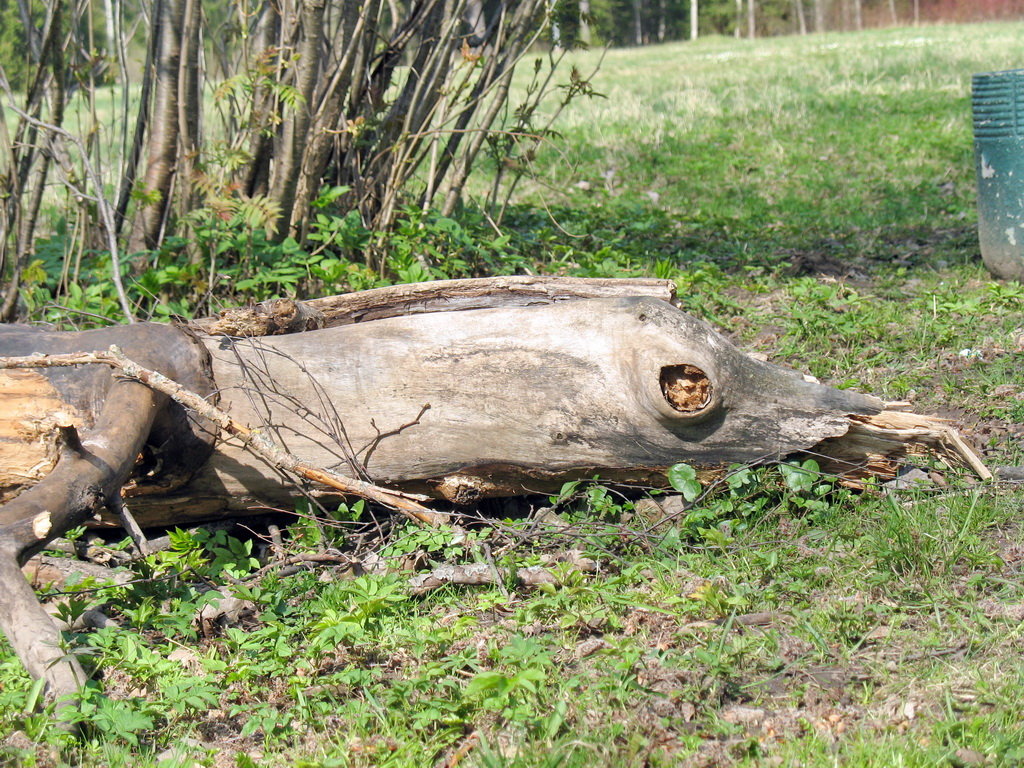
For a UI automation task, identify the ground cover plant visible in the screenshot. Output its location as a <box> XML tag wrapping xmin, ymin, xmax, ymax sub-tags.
<box><xmin>2</xmin><ymin>19</ymin><xmax>1024</xmax><ymax>768</ymax></box>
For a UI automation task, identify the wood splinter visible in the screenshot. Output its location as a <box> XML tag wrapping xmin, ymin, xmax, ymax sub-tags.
<box><xmin>55</xmin><ymin>416</ymin><xmax>83</xmax><ymax>455</ymax></box>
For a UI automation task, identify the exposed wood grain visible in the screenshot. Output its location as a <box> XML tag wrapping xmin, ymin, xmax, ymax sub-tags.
<box><xmin>0</xmin><ymin>370</ymin><xmax>83</xmax><ymax>501</ymax></box>
<box><xmin>0</xmin><ymin>377</ymin><xmax>159</xmax><ymax>711</ymax></box>
<box><xmin>0</xmin><ymin>323</ymin><xmax>218</xmax><ymax>504</ymax></box>
<box><xmin>814</xmin><ymin>410</ymin><xmax>993</xmax><ymax>484</ymax></box>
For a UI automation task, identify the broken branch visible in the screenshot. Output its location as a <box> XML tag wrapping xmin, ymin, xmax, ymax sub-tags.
<box><xmin>408</xmin><ymin>551</ymin><xmax>598</xmax><ymax>595</ymax></box>
<box><xmin>0</xmin><ymin>347</ymin><xmax>447</xmax><ymax>526</ymax></box>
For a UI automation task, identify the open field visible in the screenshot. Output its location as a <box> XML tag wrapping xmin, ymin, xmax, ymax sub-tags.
<box><xmin>507</xmin><ymin>22</ymin><xmax>1018</xmax><ymax>253</ymax></box>
<box><xmin>3</xmin><ymin>21</ymin><xmax>1024</xmax><ymax>768</ymax></box>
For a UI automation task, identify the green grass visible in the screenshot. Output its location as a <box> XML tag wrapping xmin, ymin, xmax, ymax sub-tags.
<box><xmin>501</xmin><ymin>23</ymin><xmax>1024</xmax><ymax>257</ymax></box>
<box><xmin>6</xmin><ymin>481</ymin><xmax>1024</xmax><ymax>767</ymax></box>
<box><xmin>5</xmin><ymin>20</ymin><xmax>1024</xmax><ymax>768</ymax></box>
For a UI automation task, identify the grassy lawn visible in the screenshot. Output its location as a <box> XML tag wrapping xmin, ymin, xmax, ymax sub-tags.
<box><xmin>4</xmin><ymin>21</ymin><xmax>1024</xmax><ymax>768</ymax></box>
<box><xmin>507</xmin><ymin>22</ymin><xmax>1019</xmax><ymax>251</ymax></box>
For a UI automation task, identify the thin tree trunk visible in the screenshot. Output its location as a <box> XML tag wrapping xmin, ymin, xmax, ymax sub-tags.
<box><xmin>436</xmin><ymin>0</ymin><xmax>550</xmax><ymax>219</ymax></box>
<box><xmin>632</xmin><ymin>0</ymin><xmax>643</xmax><ymax>45</ymax></box>
<box><xmin>269</xmin><ymin>0</ymin><xmax>327</xmax><ymax>239</ymax></box>
<box><xmin>1</xmin><ymin>0</ymin><xmax>64</xmax><ymax>322</ymax></box>
<box><xmin>853</xmin><ymin>0</ymin><xmax>861</xmax><ymax>30</ymax></box>
<box><xmin>373</xmin><ymin>0</ymin><xmax>473</xmax><ymax>218</ymax></box>
<box><xmin>15</xmin><ymin>0</ymin><xmax>41</xmax><ymax>60</ymax></box>
<box><xmin>735</xmin><ymin>0</ymin><xmax>742</xmax><ymax>37</ymax></box>
<box><xmin>289</xmin><ymin>0</ymin><xmax>375</xmax><ymax>237</ymax></box>
<box><xmin>386</xmin><ymin>0</ymin><xmax>401</xmax><ymax>36</ymax></box>
<box><xmin>690</xmin><ymin>0</ymin><xmax>698</xmax><ymax>40</ymax></box>
<box><xmin>747</xmin><ymin>0</ymin><xmax>755</xmax><ymax>38</ymax></box>
<box><xmin>128</xmin><ymin>0</ymin><xmax>184</xmax><ymax>253</ymax></box>
<box><xmin>657</xmin><ymin>0</ymin><xmax>666</xmax><ymax>43</ymax></box>
<box><xmin>114</xmin><ymin>0</ymin><xmax>158</xmax><ymax>236</ymax></box>
<box><xmin>814</xmin><ymin>0</ymin><xmax>825</xmax><ymax>31</ymax></box>
<box><xmin>342</xmin><ymin>0</ymin><xmax>453</xmax><ymax>234</ymax></box>
<box><xmin>887</xmin><ymin>0</ymin><xmax>897</xmax><ymax>24</ymax></box>
<box><xmin>102</xmin><ymin>0</ymin><xmax>117</xmax><ymax>62</ymax></box>
<box><xmin>913</xmin><ymin>0</ymin><xmax>919</xmax><ymax>24</ymax></box>
<box><xmin>242</xmin><ymin>2</ymin><xmax>281</xmax><ymax>199</ymax></box>
<box><xmin>176</xmin><ymin>0</ymin><xmax>202</xmax><ymax>217</ymax></box>
<box><xmin>464</xmin><ymin>0</ymin><xmax>486</xmax><ymax>43</ymax></box>
<box><xmin>112</xmin><ymin>0</ymin><xmax>131</xmax><ymax>188</ymax></box>
<box><xmin>0</xmin><ymin>98</ymin><xmax>12</xmax><ymax>286</ymax></box>
<box><xmin>794</xmin><ymin>0</ymin><xmax>807</xmax><ymax>34</ymax></box>
<box><xmin>2</xmin><ymin>163</ymin><xmax>47</xmax><ymax>322</ymax></box>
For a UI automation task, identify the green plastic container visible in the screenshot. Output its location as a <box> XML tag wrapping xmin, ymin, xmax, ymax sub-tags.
<box><xmin>973</xmin><ymin>69</ymin><xmax>1024</xmax><ymax>281</ymax></box>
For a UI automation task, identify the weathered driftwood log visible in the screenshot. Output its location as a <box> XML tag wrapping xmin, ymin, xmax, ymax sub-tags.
<box><xmin>190</xmin><ymin>297</ymin><xmax>896</xmax><ymax>506</ymax></box>
<box><xmin>3</xmin><ymin>294</ymin><xmax>984</xmax><ymax>524</ymax></box>
<box><xmin>1</xmin><ymin>276</ymin><xmax>990</xmax><ymax>522</ymax></box>
<box><xmin>0</xmin><ymin>276</ymin><xmax>988</xmax><ymax>708</ymax></box>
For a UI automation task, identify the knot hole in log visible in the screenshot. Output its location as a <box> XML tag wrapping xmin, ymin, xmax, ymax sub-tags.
<box><xmin>660</xmin><ymin>364</ymin><xmax>713</xmax><ymax>415</ymax></box>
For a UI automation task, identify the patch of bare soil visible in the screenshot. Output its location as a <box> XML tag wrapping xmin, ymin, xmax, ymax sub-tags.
<box><xmin>782</xmin><ymin>246</ymin><xmax>872</xmax><ymax>282</ymax></box>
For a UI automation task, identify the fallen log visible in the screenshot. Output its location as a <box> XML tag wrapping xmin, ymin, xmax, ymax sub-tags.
<box><xmin>3</xmin><ymin>297</ymin><xmax>983</xmax><ymax>524</ymax></box>
<box><xmin>0</xmin><ymin>276</ymin><xmax>989</xmax><ymax>709</ymax></box>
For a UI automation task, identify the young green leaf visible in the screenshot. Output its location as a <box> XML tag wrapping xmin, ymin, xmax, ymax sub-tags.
<box><xmin>668</xmin><ymin>462</ymin><xmax>702</xmax><ymax>502</ymax></box>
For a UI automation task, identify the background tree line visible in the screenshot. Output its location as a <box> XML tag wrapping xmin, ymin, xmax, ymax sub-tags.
<box><xmin>554</xmin><ymin>0</ymin><xmax>1024</xmax><ymax>48</ymax></box>
<box><xmin>3</xmin><ymin>0</ymin><xmax>1023</xmax><ymax>94</ymax></box>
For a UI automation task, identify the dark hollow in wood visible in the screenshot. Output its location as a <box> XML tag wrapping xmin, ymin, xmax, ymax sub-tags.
<box><xmin>660</xmin><ymin>364</ymin><xmax>713</xmax><ymax>414</ymax></box>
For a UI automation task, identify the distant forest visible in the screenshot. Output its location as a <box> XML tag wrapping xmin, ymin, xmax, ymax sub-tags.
<box><xmin>593</xmin><ymin>0</ymin><xmax>1024</xmax><ymax>46</ymax></box>
<box><xmin>561</xmin><ymin>0</ymin><xmax>1024</xmax><ymax>47</ymax></box>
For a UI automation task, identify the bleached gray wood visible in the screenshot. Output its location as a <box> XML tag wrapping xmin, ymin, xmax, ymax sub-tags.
<box><xmin>189</xmin><ymin>296</ymin><xmax>883</xmax><ymax>506</ymax></box>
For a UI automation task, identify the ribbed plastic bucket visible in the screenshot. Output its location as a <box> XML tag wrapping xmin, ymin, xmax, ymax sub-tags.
<box><xmin>973</xmin><ymin>69</ymin><xmax>1024</xmax><ymax>281</ymax></box>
